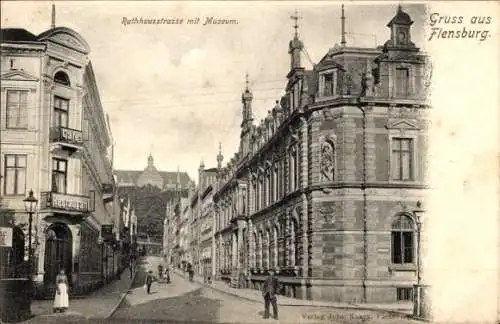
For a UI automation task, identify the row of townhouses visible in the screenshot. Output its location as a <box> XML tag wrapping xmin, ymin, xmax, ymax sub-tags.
<box><xmin>166</xmin><ymin>5</ymin><xmax>430</xmax><ymax>304</ymax></box>
<box><xmin>0</xmin><ymin>21</ymin><xmax>131</xmax><ymax>297</ymax></box>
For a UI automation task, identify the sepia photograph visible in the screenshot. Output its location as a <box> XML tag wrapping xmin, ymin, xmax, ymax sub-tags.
<box><xmin>0</xmin><ymin>1</ymin><xmax>498</xmax><ymax>324</ymax></box>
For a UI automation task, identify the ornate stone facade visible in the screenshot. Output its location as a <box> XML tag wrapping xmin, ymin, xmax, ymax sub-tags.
<box><xmin>0</xmin><ymin>26</ymin><xmax>123</xmax><ymax>296</ymax></box>
<box><xmin>213</xmin><ymin>6</ymin><xmax>430</xmax><ymax>303</ymax></box>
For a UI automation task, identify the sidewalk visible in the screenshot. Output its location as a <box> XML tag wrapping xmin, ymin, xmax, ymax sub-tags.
<box><xmin>27</xmin><ymin>269</ymin><xmax>137</xmax><ymax>321</ymax></box>
<box><xmin>175</xmin><ymin>270</ymin><xmax>412</xmax><ymax>315</ymax></box>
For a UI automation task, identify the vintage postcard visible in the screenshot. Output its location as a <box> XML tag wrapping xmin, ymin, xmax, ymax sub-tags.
<box><xmin>0</xmin><ymin>1</ymin><xmax>498</xmax><ymax>324</ymax></box>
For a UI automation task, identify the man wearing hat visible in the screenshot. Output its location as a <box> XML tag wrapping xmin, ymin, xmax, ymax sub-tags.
<box><xmin>262</xmin><ymin>269</ymin><xmax>279</xmax><ymax>319</ymax></box>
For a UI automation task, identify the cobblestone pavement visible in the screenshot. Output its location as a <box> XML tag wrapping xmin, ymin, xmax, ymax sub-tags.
<box><xmin>111</xmin><ymin>259</ymin><xmax>423</xmax><ymax>324</ymax></box>
<box><xmin>22</xmin><ymin>256</ymin><xmax>424</xmax><ymax>324</ymax></box>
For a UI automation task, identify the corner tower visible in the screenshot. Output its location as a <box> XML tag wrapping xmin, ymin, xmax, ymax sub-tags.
<box><xmin>240</xmin><ymin>74</ymin><xmax>253</xmax><ymax>156</ymax></box>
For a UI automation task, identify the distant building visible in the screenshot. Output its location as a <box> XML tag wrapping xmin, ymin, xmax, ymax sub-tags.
<box><xmin>213</xmin><ymin>5</ymin><xmax>430</xmax><ymax>303</ymax></box>
<box><xmin>114</xmin><ymin>154</ymin><xmax>192</xmax><ymax>191</ymax></box>
<box><xmin>114</xmin><ymin>155</ymin><xmax>193</xmax><ymax>244</ymax></box>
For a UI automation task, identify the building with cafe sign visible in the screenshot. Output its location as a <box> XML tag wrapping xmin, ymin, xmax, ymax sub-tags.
<box><xmin>213</xmin><ymin>5</ymin><xmax>430</xmax><ymax>303</ymax></box>
<box><xmin>0</xmin><ymin>13</ymin><xmax>122</xmax><ymax>297</ymax></box>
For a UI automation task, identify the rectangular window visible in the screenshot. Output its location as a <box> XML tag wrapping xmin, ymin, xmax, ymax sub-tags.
<box><xmin>391</xmin><ymin>138</ymin><xmax>413</xmax><ymax>181</ymax></box>
<box><xmin>52</xmin><ymin>158</ymin><xmax>68</xmax><ymax>194</ymax></box>
<box><xmin>391</xmin><ymin>231</ymin><xmax>414</xmax><ymax>264</ymax></box>
<box><xmin>4</xmin><ymin>155</ymin><xmax>27</xmax><ymax>195</ymax></box>
<box><xmin>395</xmin><ymin>68</ymin><xmax>409</xmax><ymax>97</ymax></box>
<box><xmin>323</xmin><ymin>73</ymin><xmax>335</xmax><ymax>97</ymax></box>
<box><xmin>397</xmin><ymin>287</ymin><xmax>413</xmax><ymax>301</ymax></box>
<box><xmin>53</xmin><ymin>96</ymin><xmax>69</xmax><ymax>128</ymax></box>
<box><xmin>6</xmin><ymin>90</ymin><xmax>28</xmax><ymax>129</ymax></box>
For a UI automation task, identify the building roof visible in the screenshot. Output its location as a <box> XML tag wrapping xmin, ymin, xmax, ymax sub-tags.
<box><xmin>0</xmin><ymin>28</ymin><xmax>39</xmax><ymax>42</ymax></box>
<box><xmin>387</xmin><ymin>6</ymin><xmax>413</xmax><ymax>27</ymax></box>
<box><xmin>114</xmin><ymin>169</ymin><xmax>192</xmax><ymax>188</ymax></box>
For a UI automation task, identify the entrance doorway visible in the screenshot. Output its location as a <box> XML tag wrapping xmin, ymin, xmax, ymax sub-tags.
<box><xmin>44</xmin><ymin>223</ymin><xmax>72</xmax><ymax>286</ymax></box>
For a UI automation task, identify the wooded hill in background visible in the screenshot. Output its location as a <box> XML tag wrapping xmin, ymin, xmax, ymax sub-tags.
<box><xmin>117</xmin><ymin>185</ymin><xmax>189</xmax><ymax>242</ymax></box>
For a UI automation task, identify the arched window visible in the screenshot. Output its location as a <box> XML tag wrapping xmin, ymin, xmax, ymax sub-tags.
<box><xmin>54</xmin><ymin>71</ymin><xmax>70</xmax><ymax>86</ymax></box>
<box><xmin>265</xmin><ymin>230</ymin><xmax>270</xmax><ymax>268</ymax></box>
<box><xmin>391</xmin><ymin>214</ymin><xmax>415</xmax><ymax>264</ymax></box>
<box><xmin>290</xmin><ymin>218</ymin><xmax>299</xmax><ymax>267</ymax></box>
<box><xmin>272</xmin><ymin>226</ymin><xmax>278</xmax><ymax>267</ymax></box>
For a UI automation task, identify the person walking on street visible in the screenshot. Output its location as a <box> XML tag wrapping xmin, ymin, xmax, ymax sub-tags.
<box><xmin>158</xmin><ymin>264</ymin><xmax>164</xmax><ymax>281</ymax></box>
<box><xmin>262</xmin><ymin>269</ymin><xmax>279</xmax><ymax>320</ymax></box>
<box><xmin>129</xmin><ymin>257</ymin><xmax>134</xmax><ymax>279</ymax></box>
<box><xmin>166</xmin><ymin>268</ymin><xmax>171</xmax><ymax>284</ymax></box>
<box><xmin>144</xmin><ymin>270</ymin><xmax>157</xmax><ymax>294</ymax></box>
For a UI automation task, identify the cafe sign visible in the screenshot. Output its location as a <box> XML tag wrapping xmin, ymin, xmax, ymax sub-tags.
<box><xmin>0</xmin><ymin>227</ymin><xmax>13</xmax><ymax>247</ymax></box>
<box><xmin>52</xmin><ymin>126</ymin><xmax>83</xmax><ymax>145</ymax></box>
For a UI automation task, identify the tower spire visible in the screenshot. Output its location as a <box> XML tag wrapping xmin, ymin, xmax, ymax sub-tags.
<box><xmin>290</xmin><ymin>9</ymin><xmax>302</xmax><ymax>38</ymax></box>
<box><xmin>245</xmin><ymin>72</ymin><xmax>249</xmax><ymax>91</ymax></box>
<box><xmin>217</xmin><ymin>142</ymin><xmax>223</xmax><ymax>170</ymax></box>
<box><xmin>51</xmin><ymin>4</ymin><xmax>56</xmax><ymax>29</ymax></box>
<box><xmin>341</xmin><ymin>4</ymin><xmax>346</xmax><ymax>47</ymax></box>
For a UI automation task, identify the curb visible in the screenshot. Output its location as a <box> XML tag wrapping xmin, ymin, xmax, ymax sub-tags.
<box><xmin>174</xmin><ymin>271</ymin><xmax>411</xmax><ymax>317</ymax></box>
<box><xmin>105</xmin><ymin>268</ymin><xmax>139</xmax><ymax>319</ymax></box>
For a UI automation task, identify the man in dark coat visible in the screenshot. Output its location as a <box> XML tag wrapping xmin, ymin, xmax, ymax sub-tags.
<box><xmin>262</xmin><ymin>269</ymin><xmax>279</xmax><ymax>319</ymax></box>
<box><xmin>145</xmin><ymin>270</ymin><xmax>156</xmax><ymax>294</ymax></box>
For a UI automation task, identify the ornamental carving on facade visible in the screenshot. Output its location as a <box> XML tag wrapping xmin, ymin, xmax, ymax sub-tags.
<box><xmin>342</xmin><ymin>72</ymin><xmax>353</xmax><ymax>95</ymax></box>
<box><xmin>320</xmin><ymin>140</ymin><xmax>335</xmax><ymax>182</ymax></box>
<box><xmin>318</xmin><ymin>206</ymin><xmax>335</xmax><ymax>224</ymax></box>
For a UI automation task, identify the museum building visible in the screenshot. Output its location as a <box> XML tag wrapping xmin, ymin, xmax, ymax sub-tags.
<box><xmin>213</xmin><ymin>5</ymin><xmax>430</xmax><ymax>303</ymax></box>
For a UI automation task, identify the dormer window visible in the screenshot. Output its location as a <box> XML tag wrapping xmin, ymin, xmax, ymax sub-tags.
<box><xmin>319</xmin><ymin>69</ymin><xmax>337</xmax><ymax>97</ymax></box>
<box><xmin>54</xmin><ymin>71</ymin><xmax>70</xmax><ymax>86</ymax></box>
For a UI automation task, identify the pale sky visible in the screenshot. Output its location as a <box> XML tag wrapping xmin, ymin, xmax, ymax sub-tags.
<box><xmin>1</xmin><ymin>1</ymin><xmax>425</xmax><ymax>182</ymax></box>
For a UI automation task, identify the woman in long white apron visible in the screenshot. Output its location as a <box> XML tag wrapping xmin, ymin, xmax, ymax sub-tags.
<box><xmin>53</xmin><ymin>269</ymin><xmax>69</xmax><ymax>313</ymax></box>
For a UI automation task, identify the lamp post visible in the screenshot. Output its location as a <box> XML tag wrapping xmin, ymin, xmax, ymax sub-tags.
<box><xmin>23</xmin><ymin>190</ymin><xmax>38</xmax><ymax>279</ymax></box>
<box><xmin>413</xmin><ymin>200</ymin><xmax>428</xmax><ymax>319</ymax></box>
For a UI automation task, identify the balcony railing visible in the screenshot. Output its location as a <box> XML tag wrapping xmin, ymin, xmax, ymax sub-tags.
<box><xmin>40</xmin><ymin>191</ymin><xmax>95</xmax><ymax>214</ymax></box>
<box><xmin>50</xmin><ymin>126</ymin><xmax>84</xmax><ymax>146</ymax></box>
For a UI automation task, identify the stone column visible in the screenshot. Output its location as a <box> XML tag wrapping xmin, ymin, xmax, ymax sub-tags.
<box><xmin>300</xmin><ymin>194</ymin><xmax>309</xmax><ymax>300</ymax></box>
<box><xmin>237</xmin><ymin>227</ymin><xmax>243</xmax><ymax>270</ymax></box>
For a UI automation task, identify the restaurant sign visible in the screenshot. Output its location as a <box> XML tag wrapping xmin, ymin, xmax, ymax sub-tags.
<box><xmin>0</xmin><ymin>227</ymin><xmax>13</xmax><ymax>247</ymax></box>
<box><xmin>41</xmin><ymin>191</ymin><xmax>95</xmax><ymax>213</ymax></box>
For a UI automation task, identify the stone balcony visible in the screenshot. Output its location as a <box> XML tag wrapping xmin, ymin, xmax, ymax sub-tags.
<box><xmin>39</xmin><ymin>191</ymin><xmax>95</xmax><ymax>220</ymax></box>
<box><xmin>49</xmin><ymin>126</ymin><xmax>84</xmax><ymax>155</ymax></box>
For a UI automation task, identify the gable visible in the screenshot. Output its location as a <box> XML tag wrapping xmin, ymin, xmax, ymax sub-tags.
<box><xmin>385</xmin><ymin>119</ymin><xmax>419</xmax><ymax>130</ymax></box>
<box><xmin>38</xmin><ymin>27</ymin><xmax>90</xmax><ymax>54</ymax></box>
<box><xmin>1</xmin><ymin>69</ymin><xmax>39</xmax><ymax>82</ymax></box>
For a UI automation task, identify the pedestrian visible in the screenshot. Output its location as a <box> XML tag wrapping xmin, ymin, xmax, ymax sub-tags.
<box><xmin>262</xmin><ymin>269</ymin><xmax>279</xmax><ymax>320</ymax></box>
<box><xmin>144</xmin><ymin>270</ymin><xmax>157</xmax><ymax>294</ymax></box>
<box><xmin>158</xmin><ymin>264</ymin><xmax>164</xmax><ymax>280</ymax></box>
<box><xmin>129</xmin><ymin>257</ymin><xmax>134</xmax><ymax>279</ymax></box>
<box><xmin>166</xmin><ymin>268</ymin><xmax>171</xmax><ymax>284</ymax></box>
<box><xmin>189</xmin><ymin>268</ymin><xmax>194</xmax><ymax>282</ymax></box>
<box><xmin>53</xmin><ymin>269</ymin><xmax>69</xmax><ymax>313</ymax></box>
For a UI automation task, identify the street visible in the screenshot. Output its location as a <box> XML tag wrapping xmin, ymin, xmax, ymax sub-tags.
<box><xmin>24</xmin><ymin>256</ymin><xmax>423</xmax><ymax>324</ymax></box>
<box><xmin>109</xmin><ymin>256</ymin><xmax>421</xmax><ymax>324</ymax></box>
